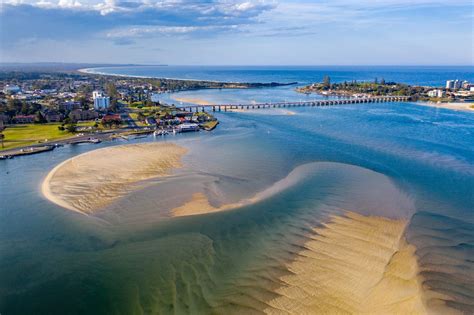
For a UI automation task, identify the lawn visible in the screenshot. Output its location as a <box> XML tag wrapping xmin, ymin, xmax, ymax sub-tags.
<box><xmin>0</xmin><ymin>123</ymin><xmax>74</xmax><ymax>150</ymax></box>
<box><xmin>128</xmin><ymin>113</ymin><xmax>148</xmax><ymax>127</ymax></box>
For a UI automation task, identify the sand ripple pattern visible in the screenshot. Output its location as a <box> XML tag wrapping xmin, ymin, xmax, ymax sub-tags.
<box><xmin>42</xmin><ymin>143</ymin><xmax>187</xmax><ymax>214</ymax></box>
<box><xmin>266</xmin><ymin>212</ymin><xmax>428</xmax><ymax>314</ymax></box>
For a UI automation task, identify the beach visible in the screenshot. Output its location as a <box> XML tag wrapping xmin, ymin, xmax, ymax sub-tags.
<box><xmin>42</xmin><ymin>143</ymin><xmax>187</xmax><ymax>215</ymax></box>
<box><xmin>417</xmin><ymin>101</ymin><xmax>474</xmax><ymax>112</ymax></box>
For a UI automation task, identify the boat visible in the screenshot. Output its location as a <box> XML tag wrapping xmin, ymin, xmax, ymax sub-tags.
<box><xmin>153</xmin><ymin>130</ymin><xmax>168</xmax><ymax>136</ymax></box>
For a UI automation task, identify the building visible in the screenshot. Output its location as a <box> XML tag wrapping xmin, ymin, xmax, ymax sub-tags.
<box><xmin>101</xmin><ymin>114</ymin><xmax>121</xmax><ymax>124</ymax></box>
<box><xmin>42</xmin><ymin>110</ymin><xmax>64</xmax><ymax>123</ymax></box>
<box><xmin>92</xmin><ymin>91</ymin><xmax>110</xmax><ymax>111</ymax></box>
<box><xmin>3</xmin><ymin>85</ymin><xmax>21</xmax><ymax>94</ymax></box>
<box><xmin>0</xmin><ymin>114</ymin><xmax>10</xmax><ymax>124</ymax></box>
<box><xmin>145</xmin><ymin>117</ymin><xmax>157</xmax><ymax>126</ymax></box>
<box><xmin>69</xmin><ymin>109</ymin><xmax>99</xmax><ymax>122</ymax></box>
<box><xmin>14</xmin><ymin>115</ymin><xmax>35</xmax><ymax>124</ymax></box>
<box><xmin>454</xmin><ymin>80</ymin><xmax>462</xmax><ymax>90</ymax></box>
<box><xmin>178</xmin><ymin>123</ymin><xmax>200</xmax><ymax>132</ymax></box>
<box><xmin>427</xmin><ymin>89</ymin><xmax>445</xmax><ymax>98</ymax></box>
<box><xmin>59</xmin><ymin>101</ymin><xmax>81</xmax><ymax>111</ymax></box>
<box><xmin>446</xmin><ymin>80</ymin><xmax>455</xmax><ymax>89</ymax></box>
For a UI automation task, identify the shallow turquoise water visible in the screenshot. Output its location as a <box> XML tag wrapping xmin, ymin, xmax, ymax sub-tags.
<box><xmin>1</xmin><ymin>68</ymin><xmax>474</xmax><ymax>313</ymax></box>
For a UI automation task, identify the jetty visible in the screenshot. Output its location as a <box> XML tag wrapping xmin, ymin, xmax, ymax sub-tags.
<box><xmin>179</xmin><ymin>96</ymin><xmax>410</xmax><ymax>112</ymax></box>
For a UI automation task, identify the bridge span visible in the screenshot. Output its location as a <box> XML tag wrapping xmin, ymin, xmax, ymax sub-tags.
<box><xmin>179</xmin><ymin>96</ymin><xmax>410</xmax><ymax>112</ymax></box>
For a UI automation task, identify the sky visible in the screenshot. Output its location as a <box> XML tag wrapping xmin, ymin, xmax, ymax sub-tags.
<box><xmin>0</xmin><ymin>0</ymin><xmax>473</xmax><ymax>65</ymax></box>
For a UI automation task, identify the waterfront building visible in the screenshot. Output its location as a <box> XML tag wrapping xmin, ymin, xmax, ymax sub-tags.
<box><xmin>454</xmin><ymin>80</ymin><xmax>462</xmax><ymax>89</ymax></box>
<box><xmin>92</xmin><ymin>91</ymin><xmax>110</xmax><ymax>111</ymax></box>
<box><xmin>446</xmin><ymin>80</ymin><xmax>455</xmax><ymax>89</ymax></box>
<box><xmin>427</xmin><ymin>89</ymin><xmax>445</xmax><ymax>98</ymax></box>
<box><xmin>178</xmin><ymin>123</ymin><xmax>200</xmax><ymax>132</ymax></box>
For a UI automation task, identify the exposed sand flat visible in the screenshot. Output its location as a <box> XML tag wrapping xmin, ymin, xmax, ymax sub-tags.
<box><xmin>265</xmin><ymin>211</ymin><xmax>428</xmax><ymax>315</ymax></box>
<box><xmin>171</xmin><ymin>162</ymin><xmax>311</xmax><ymax>217</ymax></box>
<box><xmin>172</xmin><ymin>193</ymin><xmax>218</xmax><ymax>217</ymax></box>
<box><xmin>172</xmin><ymin>96</ymin><xmax>215</xmax><ymax>105</ymax></box>
<box><xmin>42</xmin><ymin>143</ymin><xmax>187</xmax><ymax>215</ymax></box>
<box><xmin>417</xmin><ymin>102</ymin><xmax>474</xmax><ymax>112</ymax></box>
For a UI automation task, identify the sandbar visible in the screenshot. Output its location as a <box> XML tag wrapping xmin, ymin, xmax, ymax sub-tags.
<box><xmin>171</xmin><ymin>96</ymin><xmax>215</xmax><ymax>105</ymax></box>
<box><xmin>171</xmin><ymin>162</ymin><xmax>310</xmax><ymax>217</ymax></box>
<box><xmin>266</xmin><ymin>211</ymin><xmax>429</xmax><ymax>314</ymax></box>
<box><xmin>42</xmin><ymin>143</ymin><xmax>187</xmax><ymax>215</ymax></box>
<box><xmin>416</xmin><ymin>101</ymin><xmax>474</xmax><ymax>112</ymax></box>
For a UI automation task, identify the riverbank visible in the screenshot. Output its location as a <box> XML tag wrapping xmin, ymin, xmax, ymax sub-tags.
<box><xmin>42</xmin><ymin>143</ymin><xmax>187</xmax><ymax>214</ymax></box>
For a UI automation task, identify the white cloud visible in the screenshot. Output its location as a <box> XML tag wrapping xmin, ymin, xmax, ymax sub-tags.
<box><xmin>105</xmin><ymin>24</ymin><xmax>240</xmax><ymax>38</ymax></box>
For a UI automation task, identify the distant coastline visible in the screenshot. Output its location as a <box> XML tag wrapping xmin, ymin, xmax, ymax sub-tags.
<box><xmin>79</xmin><ymin>66</ymin><xmax>298</xmax><ymax>87</ymax></box>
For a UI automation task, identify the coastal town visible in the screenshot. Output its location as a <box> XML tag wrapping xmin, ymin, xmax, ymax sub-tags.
<box><xmin>1</xmin><ymin>70</ymin><xmax>473</xmax><ymax>159</ymax></box>
<box><xmin>297</xmin><ymin>76</ymin><xmax>474</xmax><ymax>104</ymax></box>
<box><xmin>0</xmin><ymin>71</ymin><xmax>226</xmax><ymax>158</ymax></box>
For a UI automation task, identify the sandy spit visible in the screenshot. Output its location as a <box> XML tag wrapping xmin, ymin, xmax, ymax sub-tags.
<box><xmin>171</xmin><ymin>162</ymin><xmax>312</xmax><ymax>217</ymax></box>
<box><xmin>42</xmin><ymin>143</ymin><xmax>187</xmax><ymax>215</ymax></box>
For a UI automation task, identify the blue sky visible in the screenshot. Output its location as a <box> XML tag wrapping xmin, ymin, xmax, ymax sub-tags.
<box><xmin>0</xmin><ymin>0</ymin><xmax>472</xmax><ymax>65</ymax></box>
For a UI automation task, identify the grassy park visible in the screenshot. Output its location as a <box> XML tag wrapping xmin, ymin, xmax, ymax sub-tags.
<box><xmin>0</xmin><ymin>123</ymin><xmax>74</xmax><ymax>150</ymax></box>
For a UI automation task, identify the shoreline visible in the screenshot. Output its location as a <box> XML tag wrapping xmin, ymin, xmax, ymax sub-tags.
<box><xmin>78</xmin><ymin>67</ymin><xmax>297</xmax><ymax>86</ymax></box>
<box><xmin>415</xmin><ymin>101</ymin><xmax>474</xmax><ymax>112</ymax></box>
<box><xmin>42</xmin><ymin>143</ymin><xmax>188</xmax><ymax>215</ymax></box>
<box><xmin>171</xmin><ymin>162</ymin><xmax>312</xmax><ymax>217</ymax></box>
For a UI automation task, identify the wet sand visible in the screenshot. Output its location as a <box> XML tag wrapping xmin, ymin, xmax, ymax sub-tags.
<box><xmin>266</xmin><ymin>211</ymin><xmax>429</xmax><ymax>314</ymax></box>
<box><xmin>42</xmin><ymin>143</ymin><xmax>187</xmax><ymax>215</ymax></box>
<box><xmin>417</xmin><ymin>102</ymin><xmax>474</xmax><ymax>112</ymax></box>
<box><xmin>171</xmin><ymin>162</ymin><xmax>311</xmax><ymax>217</ymax></box>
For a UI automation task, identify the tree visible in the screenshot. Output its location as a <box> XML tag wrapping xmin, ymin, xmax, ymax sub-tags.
<box><xmin>65</xmin><ymin>123</ymin><xmax>76</xmax><ymax>133</ymax></box>
<box><xmin>323</xmin><ymin>76</ymin><xmax>331</xmax><ymax>89</ymax></box>
<box><xmin>34</xmin><ymin>111</ymin><xmax>46</xmax><ymax>123</ymax></box>
<box><xmin>137</xmin><ymin>112</ymin><xmax>146</xmax><ymax>121</ymax></box>
<box><xmin>20</xmin><ymin>101</ymin><xmax>30</xmax><ymax>115</ymax></box>
<box><xmin>106</xmin><ymin>83</ymin><xmax>119</xmax><ymax>112</ymax></box>
<box><xmin>380</xmin><ymin>78</ymin><xmax>386</xmax><ymax>85</ymax></box>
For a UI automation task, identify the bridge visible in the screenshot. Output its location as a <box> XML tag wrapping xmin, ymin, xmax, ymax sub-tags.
<box><xmin>179</xmin><ymin>96</ymin><xmax>410</xmax><ymax>112</ymax></box>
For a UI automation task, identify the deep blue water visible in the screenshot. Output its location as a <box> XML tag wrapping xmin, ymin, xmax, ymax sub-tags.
<box><xmin>1</xmin><ymin>67</ymin><xmax>474</xmax><ymax>314</ymax></box>
<box><xmin>85</xmin><ymin>65</ymin><xmax>474</xmax><ymax>86</ymax></box>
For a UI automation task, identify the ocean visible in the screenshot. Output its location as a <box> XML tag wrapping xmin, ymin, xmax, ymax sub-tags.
<box><xmin>0</xmin><ymin>66</ymin><xmax>473</xmax><ymax>314</ymax></box>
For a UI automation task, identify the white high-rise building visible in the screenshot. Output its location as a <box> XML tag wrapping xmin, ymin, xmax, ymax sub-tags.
<box><xmin>446</xmin><ymin>80</ymin><xmax>455</xmax><ymax>89</ymax></box>
<box><xmin>92</xmin><ymin>91</ymin><xmax>110</xmax><ymax>111</ymax></box>
<box><xmin>427</xmin><ymin>89</ymin><xmax>445</xmax><ymax>98</ymax></box>
<box><xmin>453</xmin><ymin>80</ymin><xmax>462</xmax><ymax>89</ymax></box>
